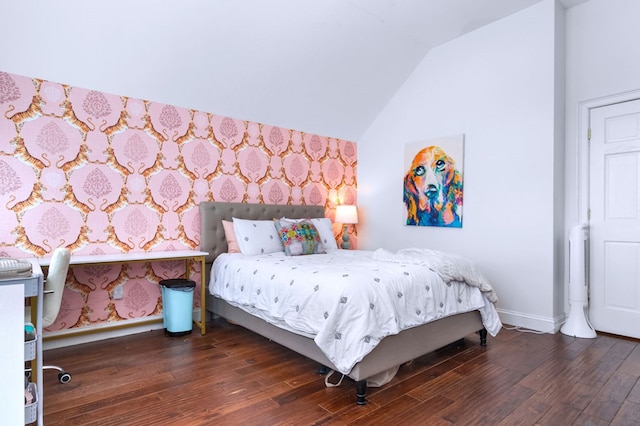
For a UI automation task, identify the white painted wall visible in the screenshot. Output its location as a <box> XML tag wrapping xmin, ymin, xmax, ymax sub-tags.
<box><xmin>358</xmin><ymin>1</ymin><xmax>563</xmax><ymax>331</ymax></box>
<box><xmin>564</xmin><ymin>0</ymin><xmax>640</xmax><ymax>249</ymax></box>
<box><xmin>564</xmin><ymin>0</ymin><xmax>640</xmax><ymax>314</ymax></box>
<box><xmin>552</xmin><ymin>0</ymin><xmax>567</xmax><ymax>322</ymax></box>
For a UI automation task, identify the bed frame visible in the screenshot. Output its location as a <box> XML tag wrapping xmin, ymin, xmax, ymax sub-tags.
<box><xmin>199</xmin><ymin>201</ymin><xmax>487</xmax><ymax>405</ymax></box>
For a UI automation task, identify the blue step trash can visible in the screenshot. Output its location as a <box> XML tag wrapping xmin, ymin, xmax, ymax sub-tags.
<box><xmin>160</xmin><ymin>278</ymin><xmax>196</xmax><ymax>336</ymax></box>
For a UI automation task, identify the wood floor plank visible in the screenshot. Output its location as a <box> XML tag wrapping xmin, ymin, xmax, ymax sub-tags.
<box><xmin>610</xmin><ymin>400</ymin><xmax>640</xmax><ymax>426</ymax></box>
<box><xmin>619</xmin><ymin>344</ymin><xmax>640</xmax><ymax>376</ymax></box>
<box><xmin>386</xmin><ymin>394</ymin><xmax>456</xmax><ymax>425</ymax></box>
<box><xmin>42</xmin><ymin>321</ymin><xmax>639</xmax><ymax>425</ymax></box>
<box><xmin>573</xmin><ymin>412</ymin><xmax>612</xmax><ymax>426</ymax></box>
<box><xmin>406</xmin><ymin>370</ymin><xmax>464</xmax><ymax>401</ymax></box>
<box><xmin>342</xmin><ymin>394</ymin><xmax>424</xmax><ymax>425</ymax></box>
<box><xmin>432</xmin><ymin>365</ymin><xmax>527</xmax><ymax>425</ymax></box>
<box><xmin>496</xmin><ymin>394</ymin><xmax>551</xmax><ymax>426</ymax></box>
<box><xmin>583</xmin><ymin>371</ymin><xmax>638</xmax><ymax>422</ymax></box>
<box><xmin>626</xmin><ymin>377</ymin><xmax>640</xmax><ymax>404</ymax></box>
<box><xmin>606</xmin><ymin>339</ymin><xmax>638</xmax><ymax>361</ymax></box>
<box><xmin>517</xmin><ymin>342</ymin><xmax>589</xmax><ymax>391</ymax></box>
<box><xmin>536</xmin><ymin>402</ymin><xmax>583</xmax><ymax>425</ymax></box>
<box><xmin>367</xmin><ymin>355</ymin><xmax>468</xmax><ymax>405</ymax></box>
<box><xmin>472</xmin><ymin>384</ymin><xmax>535</xmax><ymax>425</ymax></box>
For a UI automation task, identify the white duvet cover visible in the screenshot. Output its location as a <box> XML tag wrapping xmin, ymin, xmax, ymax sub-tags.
<box><xmin>210</xmin><ymin>249</ymin><xmax>501</xmax><ymax>374</ymax></box>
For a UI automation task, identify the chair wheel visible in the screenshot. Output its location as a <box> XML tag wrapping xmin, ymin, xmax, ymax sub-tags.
<box><xmin>58</xmin><ymin>372</ymin><xmax>72</xmax><ymax>384</ymax></box>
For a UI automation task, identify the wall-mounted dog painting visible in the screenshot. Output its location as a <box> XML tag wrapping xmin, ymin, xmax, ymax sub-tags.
<box><xmin>403</xmin><ymin>134</ymin><xmax>464</xmax><ymax>227</ymax></box>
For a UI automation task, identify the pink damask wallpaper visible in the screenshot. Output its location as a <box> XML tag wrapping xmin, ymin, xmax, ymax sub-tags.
<box><xmin>0</xmin><ymin>71</ymin><xmax>357</xmax><ymax>335</ymax></box>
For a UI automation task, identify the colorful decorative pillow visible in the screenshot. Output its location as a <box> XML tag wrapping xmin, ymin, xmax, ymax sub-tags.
<box><xmin>232</xmin><ymin>218</ymin><xmax>284</xmax><ymax>256</ymax></box>
<box><xmin>222</xmin><ymin>220</ymin><xmax>240</xmax><ymax>253</ymax></box>
<box><xmin>280</xmin><ymin>217</ymin><xmax>338</xmax><ymax>251</ymax></box>
<box><xmin>275</xmin><ymin>219</ymin><xmax>325</xmax><ymax>256</ymax></box>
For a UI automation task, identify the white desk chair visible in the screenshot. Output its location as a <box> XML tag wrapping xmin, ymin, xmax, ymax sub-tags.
<box><xmin>26</xmin><ymin>247</ymin><xmax>72</xmax><ymax>383</ymax></box>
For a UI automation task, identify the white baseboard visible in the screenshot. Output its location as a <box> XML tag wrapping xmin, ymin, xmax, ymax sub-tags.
<box><xmin>43</xmin><ymin>309</ymin><xmax>210</xmax><ymax>350</ymax></box>
<box><xmin>497</xmin><ymin>308</ymin><xmax>565</xmax><ymax>334</ymax></box>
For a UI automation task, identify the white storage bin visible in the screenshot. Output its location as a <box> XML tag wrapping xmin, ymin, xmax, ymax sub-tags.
<box><xmin>24</xmin><ymin>382</ymin><xmax>37</xmax><ymax>424</ymax></box>
<box><xmin>24</xmin><ymin>323</ymin><xmax>36</xmax><ymax>361</ymax></box>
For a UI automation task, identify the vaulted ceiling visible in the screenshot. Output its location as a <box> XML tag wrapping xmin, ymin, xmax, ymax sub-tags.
<box><xmin>179</xmin><ymin>0</ymin><xmax>547</xmax><ymax>141</ymax></box>
<box><xmin>1</xmin><ymin>0</ymin><xmax>589</xmax><ymax>141</ymax></box>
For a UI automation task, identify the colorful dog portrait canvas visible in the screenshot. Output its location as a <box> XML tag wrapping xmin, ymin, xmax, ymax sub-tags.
<box><xmin>403</xmin><ymin>134</ymin><xmax>464</xmax><ymax>228</ymax></box>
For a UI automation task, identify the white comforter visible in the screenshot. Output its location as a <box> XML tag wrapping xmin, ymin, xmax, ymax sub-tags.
<box><xmin>210</xmin><ymin>249</ymin><xmax>501</xmax><ymax>374</ymax></box>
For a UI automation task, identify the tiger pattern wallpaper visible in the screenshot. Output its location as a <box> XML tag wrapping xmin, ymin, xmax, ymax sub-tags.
<box><xmin>0</xmin><ymin>71</ymin><xmax>357</xmax><ymax>335</ymax></box>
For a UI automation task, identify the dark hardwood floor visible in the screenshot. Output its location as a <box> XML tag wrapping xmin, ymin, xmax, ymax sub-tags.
<box><xmin>41</xmin><ymin>319</ymin><xmax>640</xmax><ymax>425</ymax></box>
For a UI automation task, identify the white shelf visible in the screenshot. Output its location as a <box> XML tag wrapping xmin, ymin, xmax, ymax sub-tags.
<box><xmin>0</xmin><ymin>260</ymin><xmax>43</xmax><ymax>425</ymax></box>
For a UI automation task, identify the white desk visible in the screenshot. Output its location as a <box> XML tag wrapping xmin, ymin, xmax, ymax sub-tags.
<box><xmin>39</xmin><ymin>250</ymin><xmax>208</xmax><ymax>335</ymax></box>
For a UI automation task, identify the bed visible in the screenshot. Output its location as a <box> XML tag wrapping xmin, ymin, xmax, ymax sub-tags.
<box><xmin>199</xmin><ymin>201</ymin><xmax>500</xmax><ymax>405</ymax></box>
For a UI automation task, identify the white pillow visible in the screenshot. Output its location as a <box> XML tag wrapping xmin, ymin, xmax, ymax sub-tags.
<box><xmin>279</xmin><ymin>216</ymin><xmax>304</xmax><ymax>223</ymax></box>
<box><xmin>310</xmin><ymin>218</ymin><xmax>338</xmax><ymax>250</ymax></box>
<box><xmin>232</xmin><ymin>218</ymin><xmax>284</xmax><ymax>255</ymax></box>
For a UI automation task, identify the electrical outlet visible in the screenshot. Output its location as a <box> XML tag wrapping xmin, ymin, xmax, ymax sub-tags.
<box><xmin>113</xmin><ymin>285</ymin><xmax>124</xmax><ymax>300</ymax></box>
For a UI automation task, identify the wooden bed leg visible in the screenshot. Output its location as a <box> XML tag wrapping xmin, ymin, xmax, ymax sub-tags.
<box><xmin>356</xmin><ymin>380</ymin><xmax>367</xmax><ymax>405</ymax></box>
<box><xmin>479</xmin><ymin>328</ymin><xmax>487</xmax><ymax>346</ymax></box>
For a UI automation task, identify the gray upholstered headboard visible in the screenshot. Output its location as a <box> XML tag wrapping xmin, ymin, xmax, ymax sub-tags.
<box><xmin>199</xmin><ymin>202</ymin><xmax>326</xmax><ymax>265</ymax></box>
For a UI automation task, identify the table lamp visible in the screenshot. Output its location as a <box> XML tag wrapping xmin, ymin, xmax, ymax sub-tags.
<box><xmin>335</xmin><ymin>205</ymin><xmax>358</xmax><ymax>249</ymax></box>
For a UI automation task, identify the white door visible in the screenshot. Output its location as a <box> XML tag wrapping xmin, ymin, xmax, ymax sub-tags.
<box><xmin>589</xmin><ymin>99</ymin><xmax>640</xmax><ymax>339</ymax></box>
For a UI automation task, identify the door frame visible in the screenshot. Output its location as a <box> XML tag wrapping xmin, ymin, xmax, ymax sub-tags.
<box><xmin>576</xmin><ymin>89</ymin><xmax>640</xmax><ymax>323</ymax></box>
<box><xmin>577</xmin><ymin>89</ymin><xmax>640</xmax><ymax>226</ymax></box>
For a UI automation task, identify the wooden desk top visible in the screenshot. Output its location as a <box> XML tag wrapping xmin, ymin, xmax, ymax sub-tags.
<box><xmin>38</xmin><ymin>250</ymin><xmax>208</xmax><ymax>267</ymax></box>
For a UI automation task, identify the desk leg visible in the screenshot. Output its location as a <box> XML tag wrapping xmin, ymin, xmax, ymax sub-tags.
<box><xmin>199</xmin><ymin>256</ymin><xmax>206</xmax><ymax>334</ymax></box>
<box><xmin>30</xmin><ymin>303</ymin><xmax>39</xmax><ymax>386</ymax></box>
<box><xmin>186</xmin><ymin>256</ymin><xmax>207</xmax><ymax>335</ymax></box>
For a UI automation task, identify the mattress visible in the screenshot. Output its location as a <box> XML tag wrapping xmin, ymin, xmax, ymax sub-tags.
<box><xmin>210</xmin><ymin>249</ymin><xmax>500</xmax><ymax>374</ymax></box>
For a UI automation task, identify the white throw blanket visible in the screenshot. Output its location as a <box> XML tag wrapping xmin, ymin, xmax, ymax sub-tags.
<box><xmin>372</xmin><ymin>248</ymin><xmax>498</xmax><ymax>303</ymax></box>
